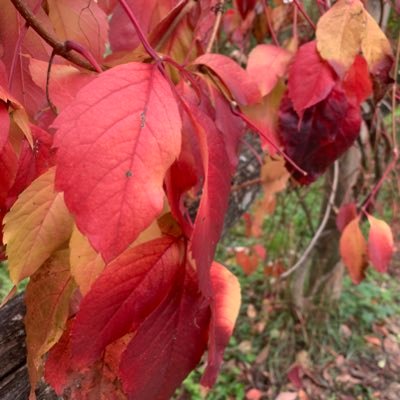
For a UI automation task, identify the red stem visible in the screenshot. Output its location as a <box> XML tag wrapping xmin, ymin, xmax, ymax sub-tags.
<box><xmin>65</xmin><ymin>40</ymin><xmax>102</xmax><ymax>73</ymax></box>
<box><xmin>117</xmin><ymin>0</ymin><xmax>161</xmax><ymax>62</ymax></box>
<box><xmin>293</xmin><ymin>0</ymin><xmax>316</xmax><ymax>30</ymax></box>
<box><xmin>232</xmin><ymin>105</ymin><xmax>308</xmax><ymax>177</ymax></box>
<box><xmin>360</xmin><ymin>148</ymin><xmax>399</xmax><ymax>214</ymax></box>
<box><xmin>264</xmin><ymin>1</ymin><xmax>279</xmax><ymax>46</ymax></box>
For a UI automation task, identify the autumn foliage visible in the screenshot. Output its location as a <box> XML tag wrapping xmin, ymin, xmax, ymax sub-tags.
<box><xmin>0</xmin><ymin>0</ymin><xmax>397</xmax><ymax>398</ymax></box>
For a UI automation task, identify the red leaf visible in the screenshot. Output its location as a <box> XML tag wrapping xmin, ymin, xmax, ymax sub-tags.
<box><xmin>185</xmin><ymin>104</ymin><xmax>232</xmax><ymax>296</ymax></box>
<box><xmin>109</xmin><ymin>0</ymin><xmax>159</xmax><ymax>52</ymax></box>
<box><xmin>0</xmin><ymin>141</ymin><xmax>17</xmax><ymax>205</ymax></box>
<box><xmin>343</xmin><ymin>55</ymin><xmax>372</xmax><ymax>103</ymax></box>
<box><xmin>119</xmin><ymin>267</ymin><xmax>210</xmax><ymax>400</ymax></box>
<box><xmin>279</xmin><ymin>84</ymin><xmax>361</xmax><ymax>184</ymax></box>
<box><xmin>201</xmin><ymin>262</ymin><xmax>241</xmax><ymax>388</ymax></box>
<box><xmin>236</xmin><ymin>0</ymin><xmax>258</xmax><ymax>19</ymax></box>
<box><xmin>288</xmin><ymin>41</ymin><xmax>337</xmax><ymax>118</ymax></box>
<box><xmin>0</xmin><ymin>102</ymin><xmax>9</xmax><ymax>152</ymax></box>
<box><xmin>71</xmin><ymin>236</ymin><xmax>183</xmax><ymax>367</ymax></box>
<box><xmin>336</xmin><ymin>202</ymin><xmax>358</xmax><ymax>232</ymax></box>
<box><xmin>45</xmin><ymin>320</ymin><xmax>128</xmax><ymax>399</ymax></box>
<box><xmin>29</xmin><ymin>58</ymin><xmax>96</xmax><ymax>111</ymax></box>
<box><xmin>194</xmin><ymin>53</ymin><xmax>261</xmax><ymax>105</ymax></box>
<box><xmin>6</xmin><ymin>125</ymin><xmax>56</xmax><ymax>209</ymax></box>
<box><xmin>339</xmin><ymin>217</ymin><xmax>368</xmax><ymax>284</ymax></box>
<box><xmin>54</xmin><ymin>63</ymin><xmax>182</xmax><ymax>262</ymax></box>
<box><xmin>247</xmin><ymin>44</ymin><xmax>292</xmax><ymax>96</ymax></box>
<box><xmin>44</xmin><ymin>320</ymin><xmax>74</xmax><ymax>394</ymax></box>
<box><xmin>0</xmin><ymin>0</ymin><xmax>51</xmax><ymax>115</ymax></box>
<box><xmin>367</xmin><ymin>214</ymin><xmax>394</xmax><ymax>273</ymax></box>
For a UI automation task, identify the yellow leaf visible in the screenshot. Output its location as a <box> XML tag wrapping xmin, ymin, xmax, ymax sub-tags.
<box><xmin>361</xmin><ymin>12</ymin><xmax>393</xmax><ymax>71</ymax></box>
<box><xmin>70</xmin><ymin>225</ymin><xmax>105</xmax><ymax>296</ymax></box>
<box><xmin>316</xmin><ymin>0</ymin><xmax>366</xmax><ymax>72</ymax></box>
<box><xmin>25</xmin><ymin>250</ymin><xmax>75</xmax><ymax>397</ymax></box>
<box><xmin>4</xmin><ymin>168</ymin><xmax>73</xmax><ymax>284</ymax></box>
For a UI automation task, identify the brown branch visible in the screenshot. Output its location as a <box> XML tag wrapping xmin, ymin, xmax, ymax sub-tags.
<box><xmin>10</xmin><ymin>0</ymin><xmax>99</xmax><ymax>72</ymax></box>
<box><xmin>205</xmin><ymin>1</ymin><xmax>225</xmax><ymax>53</ymax></box>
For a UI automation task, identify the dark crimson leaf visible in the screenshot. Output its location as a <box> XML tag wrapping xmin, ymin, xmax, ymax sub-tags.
<box><xmin>119</xmin><ymin>267</ymin><xmax>210</xmax><ymax>400</ymax></box>
<box><xmin>236</xmin><ymin>0</ymin><xmax>258</xmax><ymax>19</ymax></box>
<box><xmin>278</xmin><ymin>84</ymin><xmax>361</xmax><ymax>184</ymax></box>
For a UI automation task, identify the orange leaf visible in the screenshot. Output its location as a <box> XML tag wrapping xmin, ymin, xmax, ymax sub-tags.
<box><xmin>4</xmin><ymin>168</ymin><xmax>73</xmax><ymax>284</ymax></box>
<box><xmin>69</xmin><ymin>225</ymin><xmax>105</xmax><ymax>296</ymax></box>
<box><xmin>339</xmin><ymin>217</ymin><xmax>368</xmax><ymax>284</ymax></box>
<box><xmin>367</xmin><ymin>214</ymin><xmax>394</xmax><ymax>273</ymax></box>
<box><xmin>25</xmin><ymin>250</ymin><xmax>75</xmax><ymax>398</ymax></box>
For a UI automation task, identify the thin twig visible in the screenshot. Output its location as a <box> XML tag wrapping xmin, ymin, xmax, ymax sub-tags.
<box><xmin>293</xmin><ymin>187</ymin><xmax>316</xmax><ymax>235</ymax></box>
<box><xmin>391</xmin><ymin>33</ymin><xmax>400</xmax><ymax>150</ymax></box>
<box><xmin>292</xmin><ymin>0</ymin><xmax>316</xmax><ymax>31</ymax></box>
<box><xmin>280</xmin><ymin>161</ymin><xmax>339</xmax><ymax>279</ymax></box>
<box><xmin>231</xmin><ymin>105</ymin><xmax>308</xmax><ymax>177</ymax></box>
<box><xmin>205</xmin><ymin>1</ymin><xmax>225</xmax><ymax>53</ymax></box>
<box><xmin>264</xmin><ymin>1</ymin><xmax>280</xmax><ymax>46</ymax></box>
<box><xmin>46</xmin><ymin>50</ymin><xmax>58</xmax><ymax>115</ymax></box>
<box><xmin>10</xmin><ymin>0</ymin><xmax>99</xmax><ymax>71</ymax></box>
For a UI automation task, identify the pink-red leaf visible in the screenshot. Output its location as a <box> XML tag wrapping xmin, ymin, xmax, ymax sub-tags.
<box><xmin>186</xmin><ymin>104</ymin><xmax>232</xmax><ymax>296</ymax></box>
<box><xmin>336</xmin><ymin>202</ymin><xmax>358</xmax><ymax>232</ymax></box>
<box><xmin>119</xmin><ymin>267</ymin><xmax>210</xmax><ymax>400</ymax></box>
<box><xmin>0</xmin><ymin>102</ymin><xmax>9</xmax><ymax>152</ymax></box>
<box><xmin>29</xmin><ymin>59</ymin><xmax>96</xmax><ymax>111</ymax></box>
<box><xmin>288</xmin><ymin>41</ymin><xmax>337</xmax><ymax>118</ymax></box>
<box><xmin>247</xmin><ymin>44</ymin><xmax>292</xmax><ymax>97</ymax></box>
<box><xmin>339</xmin><ymin>217</ymin><xmax>368</xmax><ymax>284</ymax></box>
<box><xmin>367</xmin><ymin>214</ymin><xmax>394</xmax><ymax>273</ymax></box>
<box><xmin>54</xmin><ymin>63</ymin><xmax>182</xmax><ymax>262</ymax></box>
<box><xmin>201</xmin><ymin>262</ymin><xmax>241</xmax><ymax>388</ymax></box>
<box><xmin>71</xmin><ymin>236</ymin><xmax>183</xmax><ymax>367</ymax></box>
<box><xmin>194</xmin><ymin>53</ymin><xmax>261</xmax><ymax>105</ymax></box>
<box><xmin>47</xmin><ymin>0</ymin><xmax>108</xmax><ymax>62</ymax></box>
<box><xmin>109</xmin><ymin>0</ymin><xmax>159</xmax><ymax>52</ymax></box>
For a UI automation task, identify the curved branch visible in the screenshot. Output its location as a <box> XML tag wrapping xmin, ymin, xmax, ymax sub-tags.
<box><xmin>10</xmin><ymin>0</ymin><xmax>99</xmax><ymax>72</ymax></box>
<box><xmin>280</xmin><ymin>161</ymin><xmax>339</xmax><ymax>279</ymax></box>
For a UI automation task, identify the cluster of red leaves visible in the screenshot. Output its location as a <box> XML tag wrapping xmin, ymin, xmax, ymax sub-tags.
<box><xmin>0</xmin><ymin>0</ymin><xmax>396</xmax><ymax>399</ymax></box>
